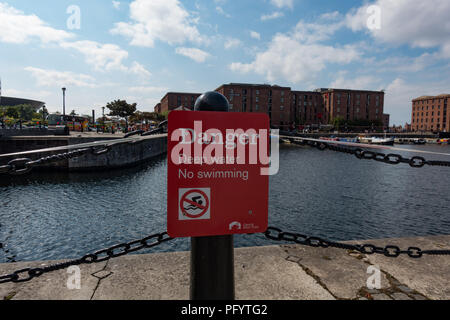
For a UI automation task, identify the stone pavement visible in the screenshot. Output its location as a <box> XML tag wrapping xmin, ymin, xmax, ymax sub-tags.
<box><xmin>0</xmin><ymin>235</ymin><xmax>449</xmax><ymax>300</ymax></box>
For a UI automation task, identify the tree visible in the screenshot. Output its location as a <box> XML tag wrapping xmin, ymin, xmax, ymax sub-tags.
<box><xmin>70</xmin><ymin>110</ymin><xmax>77</xmax><ymax>116</ymax></box>
<box><xmin>331</xmin><ymin>116</ymin><xmax>346</xmax><ymax>130</ymax></box>
<box><xmin>17</xmin><ymin>104</ymin><xmax>35</xmax><ymax>121</ymax></box>
<box><xmin>5</xmin><ymin>106</ymin><xmax>19</xmax><ymax>119</ymax></box>
<box><xmin>105</xmin><ymin>100</ymin><xmax>137</xmax><ymax>132</ymax></box>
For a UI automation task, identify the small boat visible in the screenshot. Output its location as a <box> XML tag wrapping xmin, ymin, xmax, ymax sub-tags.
<box><xmin>358</xmin><ymin>136</ymin><xmax>394</xmax><ymax>145</ymax></box>
<box><xmin>412</xmin><ymin>138</ymin><xmax>426</xmax><ymax>145</ymax></box>
<box><xmin>370</xmin><ymin>137</ymin><xmax>395</xmax><ymax>146</ymax></box>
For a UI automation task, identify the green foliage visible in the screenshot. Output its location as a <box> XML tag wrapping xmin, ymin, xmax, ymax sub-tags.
<box><xmin>330</xmin><ymin>117</ymin><xmax>383</xmax><ymax>129</ymax></box>
<box><xmin>5</xmin><ymin>106</ymin><xmax>19</xmax><ymax>118</ymax></box>
<box><xmin>0</xmin><ymin>104</ymin><xmax>35</xmax><ymax>120</ymax></box>
<box><xmin>106</xmin><ymin>100</ymin><xmax>137</xmax><ymax>119</ymax></box>
<box><xmin>159</xmin><ymin>111</ymin><xmax>169</xmax><ymax>121</ymax></box>
<box><xmin>129</xmin><ymin>111</ymin><xmax>159</xmax><ymax>124</ymax></box>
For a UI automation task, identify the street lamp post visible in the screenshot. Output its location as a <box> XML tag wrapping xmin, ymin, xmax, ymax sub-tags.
<box><xmin>102</xmin><ymin>106</ymin><xmax>105</xmax><ymax>133</ymax></box>
<box><xmin>62</xmin><ymin>87</ymin><xmax>66</xmax><ymax>116</ymax></box>
<box><xmin>42</xmin><ymin>107</ymin><xmax>47</xmax><ymax>129</ymax></box>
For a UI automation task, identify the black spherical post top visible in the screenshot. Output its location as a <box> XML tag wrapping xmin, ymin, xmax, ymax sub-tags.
<box><xmin>194</xmin><ymin>91</ymin><xmax>229</xmax><ymax>112</ymax></box>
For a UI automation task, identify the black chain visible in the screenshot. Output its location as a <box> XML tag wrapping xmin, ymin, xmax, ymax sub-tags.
<box><xmin>291</xmin><ymin>139</ymin><xmax>450</xmax><ymax>168</ymax></box>
<box><xmin>0</xmin><ymin>231</ymin><xmax>173</xmax><ymax>284</ymax></box>
<box><xmin>264</xmin><ymin>227</ymin><xmax>450</xmax><ymax>258</ymax></box>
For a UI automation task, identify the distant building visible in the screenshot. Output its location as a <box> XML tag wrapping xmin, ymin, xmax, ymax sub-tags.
<box><xmin>290</xmin><ymin>90</ymin><xmax>324</xmax><ymax>126</ymax></box>
<box><xmin>154</xmin><ymin>103</ymin><xmax>161</xmax><ymax>114</ymax></box>
<box><xmin>411</xmin><ymin>94</ymin><xmax>449</xmax><ymax>132</ymax></box>
<box><xmin>0</xmin><ymin>96</ymin><xmax>45</xmax><ymax>111</ymax></box>
<box><xmin>404</xmin><ymin>123</ymin><xmax>412</xmax><ymax>132</ymax></box>
<box><xmin>154</xmin><ymin>83</ymin><xmax>388</xmax><ymax>130</ymax></box>
<box><xmin>318</xmin><ymin>88</ymin><xmax>385</xmax><ymax>125</ymax></box>
<box><xmin>0</xmin><ymin>79</ymin><xmax>45</xmax><ymax>110</ymax></box>
<box><xmin>383</xmin><ymin>114</ymin><xmax>390</xmax><ymax>130</ymax></box>
<box><xmin>215</xmin><ymin>83</ymin><xmax>291</xmax><ymax>128</ymax></box>
<box><xmin>155</xmin><ymin>92</ymin><xmax>201</xmax><ymax>113</ymax></box>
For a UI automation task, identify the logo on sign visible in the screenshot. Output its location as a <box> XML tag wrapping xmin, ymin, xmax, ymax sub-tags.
<box><xmin>229</xmin><ymin>221</ymin><xmax>242</xmax><ymax>231</ymax></box>
<box><xmin>179</xmin><ymin>188</ymin><xmax>210</xmax><ymax>220</ymax></box>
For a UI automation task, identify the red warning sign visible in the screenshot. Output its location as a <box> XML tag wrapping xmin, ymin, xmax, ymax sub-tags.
<box><xmin>167</xmin><ymin>110</ymin><xmax>270</xmax><ymax>238</ymax></box>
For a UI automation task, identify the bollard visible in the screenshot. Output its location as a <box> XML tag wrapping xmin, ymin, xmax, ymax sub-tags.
<box><xmin>190</xmin><ymin>91</ymin><xmax>235</xmax><ymax>300</ymax></box>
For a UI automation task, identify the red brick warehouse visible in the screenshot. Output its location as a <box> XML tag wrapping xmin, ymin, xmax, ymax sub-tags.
<box><xmin>411</xmin><ymin>94</ymin><xmax>450</xmax><ymax>132</ymax></box>
<box><xmin>154</xmin><ymin>83</ymin><xmax>388</xmax><ymax>129</ymax></box>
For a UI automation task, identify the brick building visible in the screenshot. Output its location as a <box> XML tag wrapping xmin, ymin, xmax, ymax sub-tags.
<box><xmin>154</xmin><ymin>83</ymin><xmax>387</xmax><ymax>129</ymax></box>
<box><xmin>154</xmin><ymin>103</ymin><xmax>161</xmax><ymax>114</ymax></box>
<box><xmin>155</xmin><ymin>92</ymin><xmax>201</xmax><ymax>113</ymax></box>
<box><xmin>411</xmin><ymin>94</ymin><xmax>449</xmax><ymax>132</ymax></box>
<box><xmin>215</xmin><ymin>83</ymin><xmax>291</xmax><ymax>128</ymax></box>
<box><xmin>319</xmin><ymin>89</ymin><xmax>385</xmax><ymax>124</ymax></box>
<box><xmin>291</xmin><ymin>90</ymin><xmax>325</xmax><ymax>126</ymax></box>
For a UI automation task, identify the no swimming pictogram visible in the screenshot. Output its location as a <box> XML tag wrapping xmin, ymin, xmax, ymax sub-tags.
<box><xmin>179</xmin><ymin>188</ymin><xmax>210</xmax><ymax>220</ymax></box>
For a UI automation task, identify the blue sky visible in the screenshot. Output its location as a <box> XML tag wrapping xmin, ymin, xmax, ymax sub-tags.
<box><xmin>0</xmin><ymin>0</ymin><xmax>449</xmax><ymax>125</ymax></box>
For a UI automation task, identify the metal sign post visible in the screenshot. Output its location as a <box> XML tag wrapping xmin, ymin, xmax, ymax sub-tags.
<box><xmin>191</xmin><ymin>92</ymin><xmax>233</xmax><ymax>300</ymax></box>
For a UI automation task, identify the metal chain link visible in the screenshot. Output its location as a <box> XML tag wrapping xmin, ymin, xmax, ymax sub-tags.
<box><xmin>264</xmin><ymin>227</ymin><xmax>450</xmax><ymax>258</ymax></box>
<box><xmin>291</xmin><ymin>139</ymin><xmax>450</xmax><ymax>168</ymax></box>
<box><xmin>0</xmin><ymin>231</ymin><xmax>173</xmax><ymax>284</ymax></box>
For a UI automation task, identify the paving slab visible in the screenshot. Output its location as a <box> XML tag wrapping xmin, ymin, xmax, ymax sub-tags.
<box><xmin>234</xmin><ymin>246</ymin><xmax>334</xmax><ymax>300</ymax></box>
<box><xmin>281</xmin><ymin>244</ymin><xmax>389</xmax><ymax>299</ymax></box>
<box><xmin>92</xmin><ymin>251</ymin><xmax>190</xmax><ymax>300</ymax></box>
<box><xmin>0</xmin><ymin>260</ymin><xmax>107</xmax><ymax>300</ymax></box>
<box><xmin>92</xmin><ymin>246</ymin><xmax>334</xmax><ymax>300</ymax></box>
<box><xmin>391</xmin><ymin>292</ymin><xmax>412</xmax><ymax>300</ymax></box>
<box><xmin>350</xmin><ymin>235</ymin><xmax>450</xmax><ymax>300</ymax></box>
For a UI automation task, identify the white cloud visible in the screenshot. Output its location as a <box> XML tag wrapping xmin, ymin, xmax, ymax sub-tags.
<box><xmin>128</xmin><ymin>62</ymin><xmax>151</xmax><ymax>78</ymax></box>
<box><xmin>270</xmin><ymin>0</ymin><xmax>294</xmax><ymax>9</ymax></box>
<box><xmin>230</xmin><ymin>21</ymin><xmax>360</xmax><ymax>83</ymax></box>
<box><xmin>372</xmin><ymin>52</ymin><xmax>441</xmax><ymax>73</ymax></box>
<box><xmin>60</xmin><ymin>40</ymin><xmax>151</xmax><ymax>77</ymax></box>
<box><xmin>383</xmin><ymin>78</ymin><xmax>450</xmax><ymax>125</ymax></box>
<box><xmin>250</xmin><ymin>31</ymin><xmax>261</xmax><ymax>40</ymax></box>
<box><xmin>3</xmin><ymin>88</ymin><xmax>52</xmax><ymax>100</ymax></box>
<box><xmin>25</xmin><ymin>67</ymin><xmax>97</xmax><ymax>88</ymax></box>
<box><xmin>0</xmin><ymin>3</ymin><xmax>73</xmax><ymax>44</ymax></box>
<box><xmin>111</xmin><ymin>0</ymin><xmax>204</xmax><ymax>47</ymax></box>
<box><xmin>62</xmin><ymin>41</ymin><xmax>150</xmax><ymax>76</ymax></box>
<box><xmin>261</xmin><ymin>11</ymin><xmax>284</xmax><ymax>21</ymax></box>
<box><xmin>216</xmin><ymin>6</ymin><xmax>231</xmax><ymax>18</ymax></box>
<box><xmin>224</xmin><ymin>38</ymin><xmax>242</xmax><ymax>50</ymax></box>
<box><xmin>0</xmin><ymin>3</ymin><xmax>152</xmax><ymax>78</ymax></box>
<box><xmin>60</xmin><ymin>40</ymin><xmax>129</xmax><ymax>72</ymax></box>
<box><xmin>112</xmin><ymin>1</ymin><xmax>121</xmax><ymax>10</ymax></box>
<box><xmin>330</xmin><ymin>73</ymin><xmax>382</xmax><ymax>90</ymax></box>
<box><xmin>346</xmin><ymin>0</ymin><xmax>450</xmax><ymax>58</ymax></box>
<box><xmin>320</xmin><ymin>11</ymin><xmax>341</xmax><ymax>21</ymax></box>
<box><xmin>175</xmin><ymin>47</ymin><xmax>210</xmax><ymax>63</ymax></box>
<box><xmin>129</xmin><ymin>86</ymin><xmax>168</xmax><ymax>94</ymax></box>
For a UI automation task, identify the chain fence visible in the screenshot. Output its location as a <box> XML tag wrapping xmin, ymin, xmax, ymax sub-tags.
<box><xmin>1</xmin><ymin>226</ymin><xmax>449</xmax><ymax>284</ymax></box>
<box><xmin>0</xmin><ymin>232</ymin><xmax>172</xmax><ymax>284</ymax></box>
<box><xmin>1</xmin><ymin>132</ymin><xmax>449</xmax><ymax>285</ymax></box>
<box><xmin>284</xmin><ymin>136</ymin><xmax>450</xmax><ymax>168</ymax></box>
